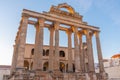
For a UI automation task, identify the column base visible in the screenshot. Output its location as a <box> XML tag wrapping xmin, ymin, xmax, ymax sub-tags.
<box><xmin>50</xmin><ymin>70</ymin><xmax>63</xmax><ymax>79</ymax></box>
<box><xmin>75</xmin><ymin>72</ymin><xmax>86</xmax><ymax>80</ymax></box>
<box><xmin>85</xmin><ymin>72</ymin><xmax>97</xmax><ymax>80</ymax></box>
<box><xmin>14</xmin><ymin>67</ymin><xmax>25</xmax><ymax>80</ymax></box>
<box><xmin>99</xmin><ymin>72</ymin><xmax>108</xmax><ymax>80</ymax></box>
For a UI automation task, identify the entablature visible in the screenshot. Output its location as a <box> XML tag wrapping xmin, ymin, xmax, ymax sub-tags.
<box><xmin>22</xmin><ymin>9</ymin><xmax>99</xmax><ymax>31</ymax></box>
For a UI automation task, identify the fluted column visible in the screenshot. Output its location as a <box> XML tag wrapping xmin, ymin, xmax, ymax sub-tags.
<box><xmin>78</xmin><ymin>32</ymin><xmax>84</xmax><ymax>73</ymax></box>
<box><xmin>95</xmin><ymin>31</ymin><xmax>104</xmax><ymax>73</ymax></box>
<box><xmin>84</xmin><ymin>29</ymin><xmax>95</xmax><ymax>72</ymax></box>
<box><xmin>48</xmin><ymin>26</ymin><xmax>54</xmax><ymax>71</ymax></box>
<box><xmin>73</xmin><ymin>27</ymin><xmax>81</xmax><ymax>72</ymax></box>
<box><xmin>66</xmin><ymin>29</ymin><xmax>73</xmax><ymax>72</ymax></box>
<box><xmin>53</xmin><ymin>22</ymin><xmax>60</xmax><ymax>71</ymax></box>
<box><xmin>89</xmin><ymin>32</ymin><xmax>95</xmax><ymax>72</ymax></box>
<box><xmin>33</xmin><ymin>18</ymin><xmax>45</xmax><ymax>70</ymax></box>
<box><xmin>16</xmin><ymin>15</ymin><xmax>28</xmax><ymax>68</ymax></box>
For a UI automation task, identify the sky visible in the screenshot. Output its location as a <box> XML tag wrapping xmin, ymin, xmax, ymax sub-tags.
<box><xmin>0</xmin><ymin>0</ymin><xmax>120</xmax><ymax>65</ymax></box>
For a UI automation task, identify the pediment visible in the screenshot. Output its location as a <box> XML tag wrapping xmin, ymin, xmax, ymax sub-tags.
<box><xmin>48</xmin><ymin>3</ymin><xmax>83</xmax><ymax>21</ymax></box>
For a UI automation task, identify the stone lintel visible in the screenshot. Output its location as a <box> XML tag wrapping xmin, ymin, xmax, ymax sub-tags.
<box><xmin>23</xmin><ymin>9</ymin><xmax>100</xmax><ymax>31</ymax></box>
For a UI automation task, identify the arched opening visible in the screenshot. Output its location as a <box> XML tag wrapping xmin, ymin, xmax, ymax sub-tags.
<box><xmin>73</xmin><ymin>64</ymin><xmax>75</xmax><ymax>72</ymax></box>
<box><xmin>24</xmin><ymin>60</ymin><xmax>29</xmax><ymax>70</ymax></box>
<box><xmin>46</xmin><ymin>49</ymin><xmax>49</xmax><ymax>56</ymax></box>
<box><xmin>43</xmin><ymin>62</ymin><xmax>49</xmax><ymax>71</ymax></box>
<box><xmin>59</xmin><ymin>62</ymin><xmax>65</xmax><ymax>72</ymax></box>
<box><xmin>57</xmin><ymin>3</ymin><xmax>75</xmax><ymax>14</ymax></box>
<box><xmin>43</xmin><ymin>49</ymin><xmax>45</xmax><ymax>56</ymax></box>
<box><xmin>59</xmin><ymin>51</ymin><xmax>65</xmax><ymax>57</ymax></box>
<box><xmin>31</xmin><ymin>48</ymin><xmax>34</xmax><ymax>55</ymax></box>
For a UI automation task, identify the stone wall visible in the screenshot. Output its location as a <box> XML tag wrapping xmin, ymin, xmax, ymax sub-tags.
<box><xmin>0</xmin><ymin>65</ymin><xmax>10</xmax><ymax>80</ymax></box>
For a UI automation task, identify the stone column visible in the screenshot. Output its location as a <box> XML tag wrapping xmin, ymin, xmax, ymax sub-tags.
<box><xmin>73</xmin><ymin>27</ymin><xmax>81</xmax><ymax>72</ymax></box>
<box><xmin>89</xmin><ymin>32</ymin><xmax>95</xmax><ymax>72</ymax></box>
<box><xmin>82</xmin><ymin>42</ymin><xmax>87</xmax><ymax>73</ymax></box>
<box><xmin>33</xmin><ymin>18</ymin><xmax>45</xmax><ymax>70</ymax></box>
<box><xmin>53</xmin><ymin>22</ymin><xmax>60</xmax><ymax>71</ymax></box>
<box><xmin>95</xmin><ymin>31</ymin><xmax>104</xmax><ymax>73</ymax></box>
<box><xmin>16</xmin><ymin>15</ymin><xmax>28</xmax><ymax>68</ymax></box>
<box><xmin>78</xmin><ymin>32</ymin><xmax>84</xmax><ymax>73</ymax></box>
<box><xmin>84</xmin><ymin>29</ymin><xmax>95</xmax><ymax>72</ymax></box>
<box><xmin>11</xmin><ymin>29</ymin><xmax>21</xmax><ymax>75</ymax></box>
<box><xmin>48</xmin><ymin>26</ymin><xmax>54</xmax><ymax>71</ymax></box>
<box><xmin>66</xmin><ymin>29</ymin><xmax>73</xmax><ymax>72</ymax></box>
<box><xmin>11</xmin><ymin>45</ymin><xmax>16</xmax><ymax>74</ymax></box>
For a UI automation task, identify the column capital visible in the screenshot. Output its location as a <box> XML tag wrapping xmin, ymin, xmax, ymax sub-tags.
<box><xmin>72</xmin><ymin>27</ymin><xmax>78</xmax><ymax>33</ymax></box>
<box><xmin>94</xmin><ymin>31</ymin><xmax>100</xmax><ymax>36</ymax></box>
<box><xmin>38</xmin><ymin>18</ymin><xmax>45</xmax><ymax>27</ymax></box>
<box><xmin>78</xmin><ymin>31</ymin><xmax>83</xmax><ymax>39</ymax></box>
<box><xmin>83</xmin><ymin>29</ymin><xmax>90</xmax><ymax>35</ymax></box>
<box><xmin>54</xmin><ymin>21</ymin><xmax>60</xmax><ymax>30</ymax></box>
<box><xmin>48</xmin><ymin>26</ymin><xmax>55</xmax><ymax>31</ymax></box>
<box><xmin>66</xmin><ymin>28</ymin><xmax>72</xmax><ymax>36</ymax></box>
<box><xmin>22</xmin><ymin>13</ymin><xmax>29</xmax><ymax>19</ymax></box>
<box><xmin>89</xmin><ymin>32</ymin><xmax>94</xmax><ymax>39</ymax></box>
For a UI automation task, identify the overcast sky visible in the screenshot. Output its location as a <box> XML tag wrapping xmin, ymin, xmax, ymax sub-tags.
<box><xmin>0</xmin><ymin>0</ymin><xmax>120</xmax><ymax>65</ymax></box>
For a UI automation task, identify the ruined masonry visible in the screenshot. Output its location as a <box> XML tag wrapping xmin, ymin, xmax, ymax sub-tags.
<box><xmin>9</xmin><ymin>3</ymin><xmax>108</xmax><ymax>80</ymax></box>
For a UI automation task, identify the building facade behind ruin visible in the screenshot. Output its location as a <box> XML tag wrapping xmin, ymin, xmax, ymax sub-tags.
<box><xmin>9</xmin><ymin>3</ymin><xmax>108</xmax><ymax>80</ymax></box>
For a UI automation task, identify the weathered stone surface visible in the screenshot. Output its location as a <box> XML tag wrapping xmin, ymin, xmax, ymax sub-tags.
<box><xmin>9</xmin><ymin>3</ymin><xmax>108</xmax><ymax>80</ymax></box>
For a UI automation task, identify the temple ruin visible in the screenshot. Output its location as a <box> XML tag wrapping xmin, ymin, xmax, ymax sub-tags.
<box><xmin>9</xmin><ymin>3</ymin><xmax>108</xmax><ymax>80</ymax></box>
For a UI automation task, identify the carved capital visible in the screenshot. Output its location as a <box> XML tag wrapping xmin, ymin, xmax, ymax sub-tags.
<box><xmin>83</xmin><ymin>29</ymin><xmax>89</xmax><ymax>35</ymax></box>
<box><xmin>66</xmin><ymin>28</ymin><xmax>72</xmax><ymax>36</ymax></box>
<box><xmin>54</xmin><ymin>22</ymin><xmax>60</xmax><ymax>30</ymax></box>
<box><xmin>94</xmin><ymin>31</ymin><xmax>100</xmax><ymax>37</ymax></box>
<box><xmin>89</xmin><ymin>31</ymin><xmax>94</xmax><ymax>39</ymax></box>
<box><xmin>22</xmin><ymin>13</ymin><xmax>29</xmax><ymax>19</ymax></box>
<box><xmin>72</xmin><ymin>27</ymin><xmax>78</xmax><ymax>33</ymax></box>
<box><xmin>48</xmin><ymin>26</ymin><xmax>55</xmax><ymax>32</ymax></box>
<box><xmin>38</xmin><ymin>18</ymin><xmax>45</xmax><ymax>27</ymax></box>
<box><xmin>78</xmin><ymin>31</ymin><xmax>84</xmax><ymax>38</ymax></box>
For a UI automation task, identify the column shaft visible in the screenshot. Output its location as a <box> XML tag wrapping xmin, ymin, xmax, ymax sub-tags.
<box><xmin>48</xmin><ymin>27</ymin><xmax>54</xmax><ymax>71</ymax></box>
<box><xmin>53</xmin><ymin>22</ymin><xmax>60</xmax><ymax>71</ymax></box>
<box><xmin>82</xmin><ymin>43</ymin><xmax>87</xmax><ymax>72</ymax></box>
<box><xmin>11</xmin><ymin>31</ymin><xmax>21</xmax><ymax>73</ymax></box>
<box><xmin>89</xmin><ymin>33</ymin><xmax>95</xmax><ymax>72</ymax></box>
<box><xmin>95</xmin><ymin>32</ymin><xmax>104</xmax><ymax>73</ymax></box>
<box><xmin>74</xmin><ymin>27</ymin><xmax>81</xmax><ymax>72</ymax></box>
<box><xmin>16</xmin><ymin>15</ymin><xmax>28</xmax><ymax>68</ymax></box>
<box><xmin>11</xmin><ymin>45</ymin><xmax>16</xmax><ymax>74</ymax></box>
<box><xmin>85</xmin><ymin>30</ymin><xmax>95</xmax><ymax>72</ymax></box>
<box><xmin>79</xmin><ymin>34</ymin><xmax>84</xmax><ymax>72</ymax></box>
<box><xmin>33</xmin><ymin>18</ymin><xmax>44</xmax><ymax>70</ymax></box>
<box><xmin>67</xmin><ymin>30</ymin><xmax>73</xmax><ymax>72</ymax></box>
